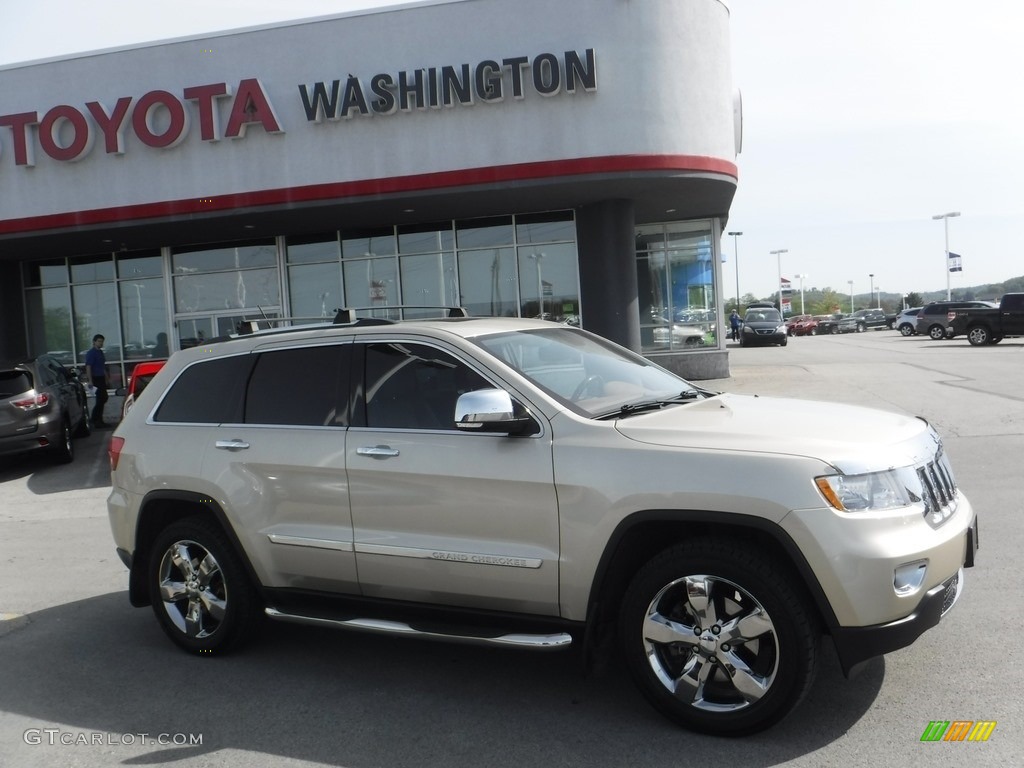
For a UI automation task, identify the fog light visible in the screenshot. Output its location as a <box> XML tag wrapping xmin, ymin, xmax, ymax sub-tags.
<box><xmin>894</xmin><ymin>561</ymin><xmax>928</xmax><ymax>596</ymax></box>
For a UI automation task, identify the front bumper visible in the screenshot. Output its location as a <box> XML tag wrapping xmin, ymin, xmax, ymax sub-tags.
<box><xmin>831</xmin><ymin>515</ymin><xmax>978</xmax><ymax>676</ymax></box>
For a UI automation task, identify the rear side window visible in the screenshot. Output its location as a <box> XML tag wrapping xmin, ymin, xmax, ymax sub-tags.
<box><xmin>154</xmin><ymin>356</ymin><xmax>251</xmax><ymax>423</ymax></box>
<box><xmin>245</xmin><ymin>345</ymin><xmax>351</xmax><ymax>426</ymax></box>
<box><xmin>0</xmin><ymin>371</ymin><xmax>32</xmax><ymax>398</ymax></box>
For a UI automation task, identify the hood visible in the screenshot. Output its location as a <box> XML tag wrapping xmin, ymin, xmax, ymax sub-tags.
<box><xmin>613</xmin><ymin>393</ymin><xmax>937</xmax><ymax>475</ymax></box>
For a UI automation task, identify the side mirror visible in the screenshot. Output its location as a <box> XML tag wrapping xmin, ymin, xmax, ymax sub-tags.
<box><xmin>455</xmin><ymin>389</ymin><xmax>537</xmax><ymax>435</ymax></box>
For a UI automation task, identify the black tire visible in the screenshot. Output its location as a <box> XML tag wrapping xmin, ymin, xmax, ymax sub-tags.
<box><xmin>780</xmin><ymin>337</ymin><xmax>788</xmax><ymax>346</ymax></box>
<box><xmin>857</xmin><ymin>323</ymin><xmax>866</xmax><ymax>333</ymax></box>
<box><xmin>966</xmin><ymin>325</ymin><xmax>990</xmax><ymax>346</ymax></box>
<box><xmin>74</xmin><ymin>410</ymin><xmax>92</xmax><ymax>438</ymax></box>
<box><xmin>148</xmin><ymin>517</ymin><xmax>262</xmax><ymax>654</ymax></box>
<box><xmin>928</xmin><ymin>324</ymin><xmax>947</xmax><ymax>340</ymax></box>
<box><xmin>51</xmin><ymin>419</ymin><xmax>74</xmax><ymax>464</ymax></box>
<box><xmin>899</xmin><ymin>323</ymin><xmax>914</xmax><ymax>337</ymax></box>
<box><xmin>619</xmin><ymin>539</ymin><xmax>819</xmax><ymax>736</ymax></box>
<box><xmin>809</xmin><ymin>328</ymin><xmax>816</xmax><ymax>336</ymax></box>
<box><xmin>991</xmin><ymin>337</ymin><xmax>1003</xmax><ymax>344</ymax></box>
<box><xmin>830</xmin><ymin>326</ymin><xmax>838</xmax><ymax>335</ymax></box>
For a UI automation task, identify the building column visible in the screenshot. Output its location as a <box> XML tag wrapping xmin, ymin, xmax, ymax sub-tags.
<box><xmin>575</xmin><ymin>199</ymin><xmax>639</xmax><ymax>350</ymax></box>
<box><xmin>0</xmin><ymin>263</ymin><xmax>26</xmax><ymax>360</ymax></box>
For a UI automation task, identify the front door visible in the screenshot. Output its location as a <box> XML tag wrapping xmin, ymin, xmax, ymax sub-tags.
<box><xmin>346</xmin><ymin>338</ymin><xmax>561</xmax><ymax>616</ymax></box>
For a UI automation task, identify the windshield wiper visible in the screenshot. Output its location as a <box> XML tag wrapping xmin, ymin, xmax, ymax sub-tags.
<box><xmin>595</xmin><ymin>389</ymin><xmax>705</xmax><ymax>420</ymax></box>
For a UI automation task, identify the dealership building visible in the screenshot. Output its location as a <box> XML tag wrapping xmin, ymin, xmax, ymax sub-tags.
<box><xmin>0</xmin><ymin>0</ymin><xmax>740</xmax><ymax>387</ymax></box>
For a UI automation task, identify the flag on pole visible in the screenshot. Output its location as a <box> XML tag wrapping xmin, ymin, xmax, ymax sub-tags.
<box><xmin>948</xmin><ymin>252</ymin><xmax>962</xmax><ymax>272</ymax></box>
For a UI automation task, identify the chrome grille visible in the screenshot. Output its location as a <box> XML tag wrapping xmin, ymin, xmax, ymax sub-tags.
<box><xmin>918</xmin><ymin>450</ymin><xmax>958</xmax><ymax>524</ymax></box>
<box><xmin>940</xmin><ymin>570</ymin><xmax>962</xmax><ymax>617</ymax></box>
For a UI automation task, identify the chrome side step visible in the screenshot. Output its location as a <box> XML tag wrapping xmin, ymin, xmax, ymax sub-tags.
<box><xmin>265</xmin><ymin>607</ymin><xmax>573</xmax><ymax>650</ymax></box>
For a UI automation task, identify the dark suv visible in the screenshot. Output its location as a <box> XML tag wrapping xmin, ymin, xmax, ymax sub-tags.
<box><xmin>916</xmin><ymin>301</ymin><xmax>997</xmax><ymax>340</ymax></box>
<box><xmin>0</xmin><ymin>354</ymin><xmax>91</xmax><ymax>463</ymax></box>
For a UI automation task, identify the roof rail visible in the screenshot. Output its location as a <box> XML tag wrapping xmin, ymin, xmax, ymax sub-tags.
<box><xmin>338</xmin><ymin>305</ymin><xmax>471</xmax><ymax>320</ymax></box>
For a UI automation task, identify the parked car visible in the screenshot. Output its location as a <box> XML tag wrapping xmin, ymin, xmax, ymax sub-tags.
<box><xmin>119</xmin><ymin>360</ymin><xmax>167</xmax><ymax>417</ymax></box>
<box><xmin>850</xmin><ymin>308</ymin><xmax>888</xmax><ymax>332</ymax></box>
<box><xmin>651</xmin><ymin>319</ymin><xmax>707</xmax><ymax>347</ymax></box>
<box><xmin>0</xmin><ymin>353</ymin><xmax>91</xmax><ymax>463</ymax></box>
<box><xmin>786</xmin><ymin>315</ymin><xmax>818</xmax><ymax>336</ymax></box>
<box><xmin>947</xmin><ymin>293</ymin><xmax>1024</xmax><ymax>345</ymax></box>
<box><xmin>740</xmin><ymin>307</ymin><xmax>788</xmax><ymax>346</ymax></box>
<box><xmin>916</xmin><ymin>301</ymin><xmax>997</xmax><ymax>340</ymax></box>
<box><xmin>815</xmin><ymin>313</ymin><xmax>858</xmax><ymax>335</ymax></box>
<box><xmin>894</xmin><ymin>307</ymin><xmax>922</xmax><ymax>336</ymax></box>
<box><xmin>107</xmin><ymin>314</ymin><xmax>977</xmax><ymax>736</ymax></box>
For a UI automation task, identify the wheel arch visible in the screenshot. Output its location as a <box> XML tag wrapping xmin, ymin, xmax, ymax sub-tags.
<box><xmin>582</xmin><ymin>511</ymin><xmax>839</xmax><ymax>667</ymax></box>
<box><xmin>128</xmin><ymin>490</ymin><xmax>262</xmax><ymax>607</ymax></box>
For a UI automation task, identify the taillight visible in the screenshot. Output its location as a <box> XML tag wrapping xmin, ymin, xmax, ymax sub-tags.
<box><xmin>12</xmin><ymin>392</ymin><xmax>50</xmax><ymax>410</ymax></box>
<box><xmin>109</xmin><ymin>436</ymin><xmax>125</xmax><ymax>471</ymax></box>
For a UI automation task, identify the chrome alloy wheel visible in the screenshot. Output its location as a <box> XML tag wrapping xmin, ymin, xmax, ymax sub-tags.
<box><xmin>157</xmin><ymin>539</ymin><xmax>228</xmax><ymax>639</ymax></box>
<box><xmin>641</xmin><ymin>574</ymin><xmax>779</xmax><ymax>712</ymax></box>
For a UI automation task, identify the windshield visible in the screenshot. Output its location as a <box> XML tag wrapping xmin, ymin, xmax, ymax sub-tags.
<box><xmin>744</xmin><ymin>309</ymin><xmax>782</xmax><ymax>323</ymax></box>
<box><xmin>474</xmin><ymin>327</ymin><xmax>706</xmax><ymax>418</ymax></box>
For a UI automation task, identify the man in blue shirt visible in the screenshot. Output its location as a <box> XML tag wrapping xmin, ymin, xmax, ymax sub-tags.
<box><xmin>85</xmin><ymin>334</ymin><xmax>109</xmax><ymax>427</ymax></box>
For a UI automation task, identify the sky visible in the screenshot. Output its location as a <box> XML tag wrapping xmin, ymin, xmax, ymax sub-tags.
<box><xmin>1</xmin><ymin>0</ymin><xmax>1021</xmax><ymax>302</ymax></box>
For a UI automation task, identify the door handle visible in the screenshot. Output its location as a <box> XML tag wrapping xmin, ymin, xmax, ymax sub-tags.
<box><xmin>356</xmin><ymin>445</ymin><xmax>400</xmax><ymax>458</ymax></box>
<box><xmin>215</xmin><ymin>439</ymin><xmax>250</xmax><ymax>451</ymax></box>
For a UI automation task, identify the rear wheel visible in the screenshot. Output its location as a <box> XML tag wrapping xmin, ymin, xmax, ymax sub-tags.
<box><xmin>966</xmin><ymin>325</ymin><xmax>991</xmax><ymax>346</ymax></box>
<box><xmin>619</xmin><ymin>539</ymin><xmax>818</xmax><ymax>736</ymax></box>
<box><xmin>51</xmin><ymin>419</ymin><xmax>74</xmax><ymax>464</ymax></box>
<box><xmin>148</xmin><ymin>517</ymin><xmax>262</xmax><ymax>654</ymax></box>
<box><xmin>830</xmin><ymin>326</ymin><xmax>838</xmax><ymax>335</ymax></box>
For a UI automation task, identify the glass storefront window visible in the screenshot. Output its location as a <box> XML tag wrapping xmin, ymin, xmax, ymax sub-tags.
<box><xmin>516</xmin><ymin>243</ymin><xmax>579</xmax><ymax>322</ymax></box>
<box><xmin>344</xmin><ymin>256</ymin><xmax>398</xmax><ymax>315</ymax></box>
<box><xmin>400</xmin><ymin>252</ymin><xmax>457</xmax><ymax>317</ymax></box>
<box><xmin>456</xmin><ymin>216</ymin><xmax>514</xmax><ymax>249</ymax></box>
<box><xmin>24</xmin><ymin>260</ymin><xmax>68</xmax><ymax>287</ymax></box>
<box><xmin>288</xmin><ymin>262</ymin><xmax>344</xmax><ymax>321</ymax></box>
<box><xmin>70</xmin><ymin>254</ymin><xmax>115</xmax><ymax>283</ymax></box>
<box><xmin>286</xmin><ymin>235</ymin><xmax>340</xmax><ymax>264</ymax></box>
<box><xmin>341</xmin><ymin>227</ymin><xmax>396</xmax><ymax>259</ymax></box>
<box><xmin>457</xmin><ymin>248</ymin><xmax>517</xmax><ymax>318</ymax></box>
<box><xmin>172</xmin><ymin>242</ymin><xmax>277</xmax><ymax>273</ymax></box>
<box><xmin>398</xmin><ymin>223</ymin><xmax>455</xmax><ymax>254</ymax></box>
<box><xmin>26</xmin><ymin>286</ymin><xmax>73</xmax><ymax>362</ymax></box>
<box><xmin>637</xmin><ymin>222</ymin><xmax>717</xmax><ymax>353</ymax></box>
<box><xmin>515</xmin><ymin>212</ymin><xmax>575</xmax><ymax>245</ymax></box>
<box><xmin>119</xmin><ymin>278</ymin><xmax>170</xmax><ymax>359</ymax></box>
<box><xmin>173</xmin><ymin>268</ymin><xmax>280</xmax><ymax>313</ymax></box>
<box><xmin>72</xmin><ymin>283</ymin><xmax>121</xmax><ymax>367</ymax></box>
<box><xmin>117</xmin><ymin>251</ymin><xmax>163</xmax><ymax>278</ymax></box>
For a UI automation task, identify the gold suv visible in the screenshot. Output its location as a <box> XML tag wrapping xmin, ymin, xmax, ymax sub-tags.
<box><xmin>107</xmin><ymin>313</ymin><xmax>978</xmax><ymax>736</ymax></box>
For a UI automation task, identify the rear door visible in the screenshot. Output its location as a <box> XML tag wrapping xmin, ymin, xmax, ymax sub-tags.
<box><xmin>346</xmin><ymin>337</ymin><xmax>561</xmax><ymax>616</ymax></box>
<box><xmin>1000</xmin><ymin>294</ymin><xmax>1024</xmax><ymax>336</ymax></box>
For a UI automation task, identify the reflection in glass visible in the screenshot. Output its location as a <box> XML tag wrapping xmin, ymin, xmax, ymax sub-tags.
<box><xmin>344</xmin><ymin>257</ymin><xmax>398</xmax><ymax>315</ymax></box>
<box><xmin>398</xmin><ymin>223</ymin><xmax>455</xmax><ymax>254</ymax></box>
<box><xmin>70</xmin><ymin>254</ymin><xmax>115</xmax><ymax>283</ymax></box>
<box><xmin>119</xmin><ymin>278</ymin><xmax>169</xmax><ymax>359</ymax></box>
<box><xmin>341</xmin><ymin>228</ymin><xmax>396</xmax><ymax>259</ymax></box>
<box><xmin>289</xmin><ymin>262</ymin><xmax>344</xmax><ymax>321</ymax></box>
<box><xmin>515</xmin><ymin>212</ymin><xmax>575</xmax><ymax>244</ymax></box>
<box><xmin>25</xmin><ymin>287</ymin><xmax>73</xmax><ymax>360</ymax></box>
<box><xmin>72</xmin><ymin>282</ymin><xmax>121</xmax><ymax>363</ymax></box>
<box><xmin>286</xmin><ymin>236</ymin><xmax>340</xmax><ymax>264</ymax></box>
<box><xmin>24</xmin><ymin>260</ymin><xmax>69</xmax><ymax>287</ymax></box>
<box><xmin>516</xmin><ymin>243</ymin><xmax>579</xmax><ymax>322</ymax></box>
<box><xmin>173</xmin><ymin>268</ymin><xmax>280</xmax><ymax>312</ymax></box>
<box><xmin>172</xmin><ymin>242</ymin><xmax>277</xmax><ymax>273</ymax></box>
<box><xmin>457</xmin><ymin>248</ymin><xmax>517</xmax><ymax>318</ymax></box>
<box><xmin>400</xmin><ymin>252</ymin><xmax>456</xmax><ymax>317</ymax></box>
<box><xmin>117</xmin><ymin>252</ymin><xmax>163</xmax><ymax>279</ymax></box>
<box><xmin>456</xmin><ymin>216</ymin><xmax>514</xmax><ymax>249</ymax></box>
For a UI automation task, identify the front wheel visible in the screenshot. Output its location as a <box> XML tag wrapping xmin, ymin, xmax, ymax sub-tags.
<box><xmin>899</xmin><ymin>323</ymin><xmax>914</xmax><ymax>337</ymax></box>
<box><xmin>928</xmin><ymin>324</ymin><xmax>947</xmax><ymax>340</ymax></box>
<box><xmin>966</xmin><ymin>325</ymin><xmax>991</xmax><ymax>346</ymax></box>
<box><xmin>619</xmin><ymin>539</ymin><xmax>818</xmax><ymax>736</ymax></box>
<box><xmin>148</xmin><ymin>517</ymin><xmax>262</xmax><ymax>654</ymax></box>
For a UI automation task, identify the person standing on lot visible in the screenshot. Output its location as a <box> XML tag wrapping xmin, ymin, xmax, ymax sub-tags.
<box><xmin>85</xmin><ymin>334</ymin><xmax>109</xmax><ymax>427</ymax></box>
<box><xmin>730</xmin><ymin>310</ymin><xmax>742</xmax><ymax>341</ymax></box>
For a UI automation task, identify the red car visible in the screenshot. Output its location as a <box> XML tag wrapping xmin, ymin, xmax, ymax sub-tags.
<box><xmin>787</xmin><ymin>315</ymin><xmax>819</xmax><ymax>336</ymax></box>
<box><xmin>121</xmin><ymin>360</ymin><xmax>166</xmax><ymax>417</ymax></box>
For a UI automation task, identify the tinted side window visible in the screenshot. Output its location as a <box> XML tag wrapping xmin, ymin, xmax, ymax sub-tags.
<box><xmin>154</xmin><ymin>356</ymin><xmax>251</xmax><ymax>423</ymax></box>
<box><xmin>362</xmin><ymin>342</ymin><xmax>490</xmax><ymax>430</ymax></box>
<box><xmin>246</xmin><ymin>345</ymin><xmax>350</xmax><ymax>426</ymax></box>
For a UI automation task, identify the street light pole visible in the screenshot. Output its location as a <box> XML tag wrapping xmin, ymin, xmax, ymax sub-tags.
<box><xmin>770</xmin><ymin>249</ymin><xmax>788</xmax><ymax>315</ymax></box>
<box><xmin>728</xmin><ymin>231</ymin><xmax>743</xmax><ymax>310</ymax></box>
<box><xmin>794</xmin><ymin>274</ymin><xmax>808</xmax><ymax>315</ymax></box>
<box><xmin>868</xmin><ymin>273</ymin><xmax>874</xmax><ymax>312</ymax></box>
<box><xmin>847</xmin><ymin>280</ymin><xmax>854</xmax><ymax>313</ymax></box>
<box><xmin>932</xmin><ymin>212</ymin><xmax>960</xmax><ymax>300</ymax></box>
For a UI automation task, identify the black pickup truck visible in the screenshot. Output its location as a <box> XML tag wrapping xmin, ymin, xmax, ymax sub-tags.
<box><xmin>948</xmin><ymin>293</ymin><xmax>1024</xmax><ymax>345</ymax></box>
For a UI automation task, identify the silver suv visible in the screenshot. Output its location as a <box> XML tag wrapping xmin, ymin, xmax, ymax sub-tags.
<box><xmin>107</xmin><ymin>313</ymin><xmax>978</xmax><ymax>736</ymax></box>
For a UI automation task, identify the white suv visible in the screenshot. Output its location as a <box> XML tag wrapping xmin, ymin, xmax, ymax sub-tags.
<box><xmin>106</xmin><ymin>314</ymin><xmax>978</xmax><ymax>736</ymax></box>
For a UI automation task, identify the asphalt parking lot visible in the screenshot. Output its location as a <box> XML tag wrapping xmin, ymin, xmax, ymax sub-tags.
<box><xmin>1</xmin><ymin>329</ymin><xmax>1021</xmax><ymax>767</ymax></box>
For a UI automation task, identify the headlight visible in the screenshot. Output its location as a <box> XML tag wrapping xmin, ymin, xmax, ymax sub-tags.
<box><xmin>776</xmin><ymin>325</ymin><xmax>787</xmax><ymax>333</ymax></box>
<box><xmin>815</xmin><ymin>468</ymin><xmax>920</xmax><ymax>512</ymax></box>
